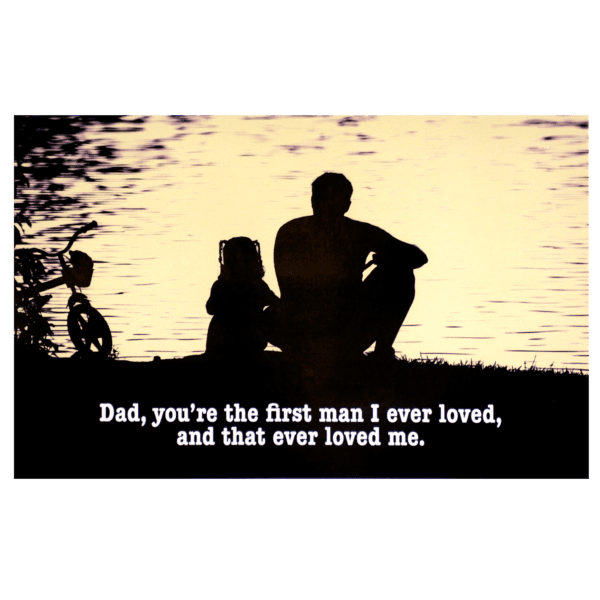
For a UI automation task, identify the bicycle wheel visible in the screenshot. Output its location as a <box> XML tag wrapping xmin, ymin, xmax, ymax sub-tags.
<box><xmin>67</xmin><ymin>304</ymin><xmax>112</xmax><ymax>358</ymax></box>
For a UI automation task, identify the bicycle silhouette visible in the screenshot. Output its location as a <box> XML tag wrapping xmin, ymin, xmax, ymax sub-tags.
<box><xmin>17</xmin><ymin>221</ymin><xmax>113</xmax><ymax>358</ymax></box>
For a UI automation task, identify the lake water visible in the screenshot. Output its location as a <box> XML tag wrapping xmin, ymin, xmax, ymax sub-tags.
<box><xmin>16</xmin><ymin>115</ymin><xmax>588</xmax><ymax>369</ymax></box>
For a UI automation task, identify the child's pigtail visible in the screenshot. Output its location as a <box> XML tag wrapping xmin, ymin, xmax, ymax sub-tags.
<box><xmin>219</xmin><ymin>240</ymin><xmax>226</xmax><ymax>266</ymax></box>
<box><xmin>253</xmin><ymin>240</ymin><xmax>265</xmax><ymax>277</ymax></box>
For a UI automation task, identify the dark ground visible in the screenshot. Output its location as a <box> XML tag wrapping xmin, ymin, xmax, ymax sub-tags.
<box><xmin>14</xmin><ymin>351</ymin><xmax>588</xmax><ymax>478</ymax></box>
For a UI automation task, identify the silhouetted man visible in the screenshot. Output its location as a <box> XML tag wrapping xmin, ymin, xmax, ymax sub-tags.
<box><xmin>269</xmin><ymin>172</ymin><xmax>427</xmax><ymax>361</ymax></box>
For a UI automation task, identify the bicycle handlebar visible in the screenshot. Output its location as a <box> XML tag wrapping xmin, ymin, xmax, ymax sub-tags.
<box><xmin>57</xmin><ymin>221</ymin><xmax>98</xmax><ymax>256</ymax></box>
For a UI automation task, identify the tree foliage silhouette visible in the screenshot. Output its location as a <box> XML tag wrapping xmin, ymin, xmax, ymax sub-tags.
<box><xmin>14</xmin><ymin>116</ymin><xmax>146</xmax><ymax>356</ymax></box>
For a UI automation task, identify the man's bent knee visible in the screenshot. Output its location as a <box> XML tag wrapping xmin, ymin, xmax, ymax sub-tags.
<box><xmin>362</xmin><ymin>265</ymin><xmax>415</xmax><ymax>312</ymax></box>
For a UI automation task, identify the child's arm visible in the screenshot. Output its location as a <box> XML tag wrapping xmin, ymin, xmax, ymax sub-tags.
<box><xmin>206</xmin><ymin>281</ymin><xmax>228</xmax><ymax>315</ymax></box>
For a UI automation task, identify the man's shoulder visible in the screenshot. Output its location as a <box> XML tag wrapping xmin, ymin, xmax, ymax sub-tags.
<box><xmin>277</xmin><ymin>216</ymin><xmax>314</xmax><ymax>236</ymax></box>
<box><xmin>276</xmin><ymin>216</ymin><xmax>389</xmax><ymax>241</ymax></box>
<box><xmin>343</xmin><ymin>217</ymin><xmax>386</xmax><ymax>236</ymax></box>
<box><xmin>343</xmin><ymin>216</ymin><xmax>372</xmax><ymax>228</ymax></box>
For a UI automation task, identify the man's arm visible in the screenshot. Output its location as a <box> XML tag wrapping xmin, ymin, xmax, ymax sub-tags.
<box><xmin>364</xmin><ymin>222</ymin><xmax>428</xmax><ymax>270</ymax></box>
<box><xmin>273</xmin><ymin>222</ymin><xmax>296</xmax><ymax>299</ymax></box>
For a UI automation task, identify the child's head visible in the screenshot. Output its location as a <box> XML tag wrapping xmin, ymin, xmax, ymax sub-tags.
<box><xmin>219</xmin><ymin>237</ymin><xmax>265</xmax><ymax>281</ymax></box>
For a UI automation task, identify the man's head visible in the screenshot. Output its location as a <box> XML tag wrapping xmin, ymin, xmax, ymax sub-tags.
<box><xmin>311</xmin><ymin>173</ymin><xmax>353</xmax><ymax>221</ymax></box>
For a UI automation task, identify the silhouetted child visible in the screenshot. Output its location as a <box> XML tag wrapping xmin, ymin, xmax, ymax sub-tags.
<box><xmin>205</xmin><ymin>237</ymin><xmax>279</xmax><ymax>357</ymax></box>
